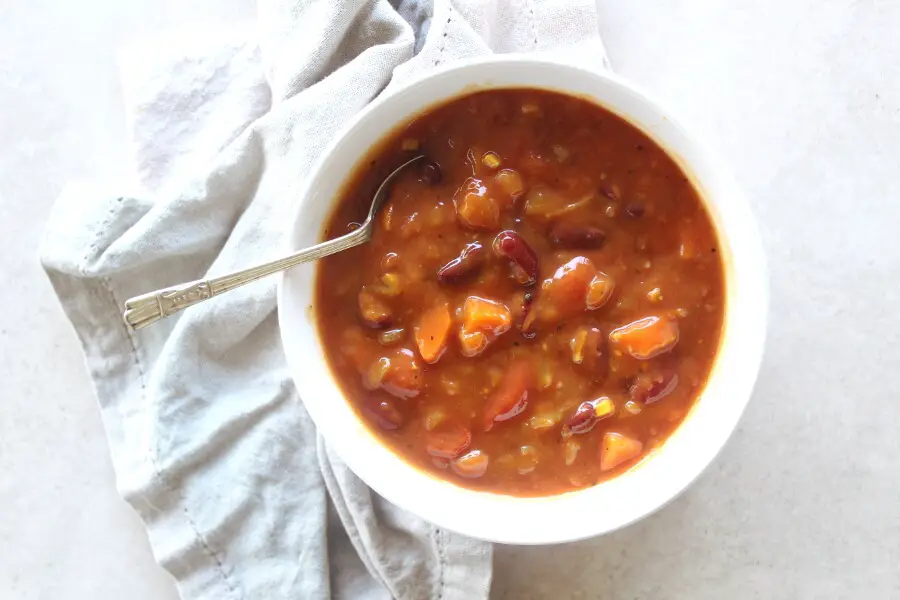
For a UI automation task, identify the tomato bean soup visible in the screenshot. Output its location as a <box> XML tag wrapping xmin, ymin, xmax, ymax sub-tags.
<box><xmin>315</xmin><ymin>89</ymin><xmax>725</xmax><ymax>496</ymax></box>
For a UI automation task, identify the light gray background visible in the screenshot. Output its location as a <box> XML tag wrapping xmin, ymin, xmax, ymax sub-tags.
<box><xmin>2</xmin><ymin>0</ymin><xmax>898</xmax><ymax>598</ymax></box>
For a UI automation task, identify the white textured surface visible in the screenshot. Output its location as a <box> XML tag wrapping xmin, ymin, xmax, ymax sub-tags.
<box><xmin>2</xmin><ymin>1</ymin><xmax>898</xmax><ymax>598</ymax></box>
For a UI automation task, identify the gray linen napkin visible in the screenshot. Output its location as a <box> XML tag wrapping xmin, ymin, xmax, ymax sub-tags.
<box><xmin>40</xmin><ymin>1</ymin><xmax>607</xmax><ymax>598</ymax></box>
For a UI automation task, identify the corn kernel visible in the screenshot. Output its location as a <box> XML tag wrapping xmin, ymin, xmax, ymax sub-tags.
<box><xmin>482</xmin><ymin>151</ymin><xmax>501</xmax><ymax>169</ymax></box>
<box><xmin>594</xmin><ymin>397</ymin><xmax>616</xmax><ymax>419</ymax></box>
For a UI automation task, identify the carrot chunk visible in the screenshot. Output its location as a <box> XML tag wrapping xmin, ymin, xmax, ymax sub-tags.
<box><xmin>458</xmin><ymin>296</ymin><xmax>512</xmax><ymax>357</ymax></box>
<box><xmin>463</xmin><ymin>296</ymin><xmax>512</xmax><ymax>334</ymax></box>
<box><xmin>609</xmin><ymin>316</ymin><xmax>679</xmax><ymax>359</ymax></box>
<box><xmin>414</xmin><ymin>304</ymin><xmax>452</xmax><ymax>364</ymax></box>
<box><xmin>542</xmin><ymin>256</ymin><xmax>597</xmax><ymax>317</ymax></box>
<box><xmin>484</xmin><ymin>360</ymin><xmax>532</xmax><ymax>431</ymax></box>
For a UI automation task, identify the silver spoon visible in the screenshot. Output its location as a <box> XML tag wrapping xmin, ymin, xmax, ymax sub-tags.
<box><xmin>123</xmin><ymin>154</ymin><xmax>425</xmax><ymax>330</ymax></box>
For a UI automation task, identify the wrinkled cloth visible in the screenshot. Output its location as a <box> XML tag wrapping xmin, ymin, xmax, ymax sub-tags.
<box><xmin>40</xmin><ymin>1</ymin><xmax>607</xmax><ymax>598</ymax></box>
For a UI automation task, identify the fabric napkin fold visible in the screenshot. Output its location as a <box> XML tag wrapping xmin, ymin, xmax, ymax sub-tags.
<box><xmin>41</xmin><ymin>1</ymin><xmax>608</xmax><ymax>598</ymax></box>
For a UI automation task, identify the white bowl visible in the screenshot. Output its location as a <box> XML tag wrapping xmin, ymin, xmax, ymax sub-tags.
<box><xmin>278</xmin><ymin>56</ymin><xmax>767</xmax><ymax>545</ymax></box>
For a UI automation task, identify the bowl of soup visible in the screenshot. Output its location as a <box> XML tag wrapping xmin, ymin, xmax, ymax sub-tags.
<box><xmin>278</xmin><ymin>56</ymin><xmax>767</xmax><ymax>544</ymax></box>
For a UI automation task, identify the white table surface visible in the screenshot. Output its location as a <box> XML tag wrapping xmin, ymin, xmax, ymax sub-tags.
<box><xmin>3</xmin><ymin>1</ymin><xmax>898</xmax><ymax>598</ymax></box>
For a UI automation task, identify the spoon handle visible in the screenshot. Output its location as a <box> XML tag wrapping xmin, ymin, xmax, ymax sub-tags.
<box><xmin>123</xmin><ymin>226</ymin><xmax>370</xmax><ymax>330</ymax></box>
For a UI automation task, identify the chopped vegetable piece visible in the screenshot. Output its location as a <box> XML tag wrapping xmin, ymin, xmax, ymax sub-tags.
<box><xmin>564</xmin><ymin>438</ymin><xmax>581</xmax><ymax>466</ymax></box>
<box><xmin>461</xmin><ymin>296</ymin><xmax>512</xmax><ymax>336</ymax></box>
<box><xmin>378</xmin><ymin>328</ymin><xmax>406</xmax><ymax>346</ymax></box>
<box><xmin>458</xmin><ymin>328</ymin><xmax>489</xmax><ymax>358</ymax></box>
<box><xmin>524</xmin><ymin>186</ymin><xmax>594</xmax><ymax>219</ymax></box>
<box><xmin>365</xmin><ymin>348</ymin><xmax>422</xmax><ymax>399</ymax></box>
<box><xmin>647</xmin><ymin>287</ymin><xmax>663</xmax><ymax>303</ymax></box>
<box><xmin>414</xmin><ymin>304</ymin><xmax>452</xmax><ymax>364</ymax></box>
<box><xmin>494</xmin><ymin>169</ymin><xmax>526</xmax><ymax>200</ymax></box>
<box><xmin>517</xmin><ymin>445</ymin><xmax>539</xmax><ymax>474</ymax></box>
<box><xmin>401</xmin><ymin>137</ymin><xmax>420</xmax><ymax>151</ymax></box>
<box><xmin>569</xmin><ymin>326</ymin><xmax>605</xmax><ymax>375</ymax></box>
<box><xmin>609</xmin><ymin>316</ymin><xmax>679</xmax><ymax>359</ymax></box>
<box><xmin>363</xmin><ymin>357</ymin><xmax>391</xmax><ymax>390</ymax></box>
<box><xmin>362</xmin><ymin>397</ymin><xmax>405</xmax><ymax>431</ymax></box>
<box><xmin>454</xmin><ymin>178</ymin><xmax>500</xmax><ymax>230</ymax></box>
<box><xmin>452</xmin><ymin>450</ymin><xmax>489</xmax><ymax>478</ymax></box>
<box><xmin>542</xmin><ymin>256</ymin><xmax>597</xmax><ymax>315</ymax></box>
<box><xmin>599</xmin><ymin>432</ymin><xmax>643</xmax><ymax>472</ymax></box>
<box><xmin>623</xmin><ymin>400</ymin><xmax>642</xmax><ymax>416</ymax></box>
<box><xmin>585</xmin><ymin>272</ymin><xmax>615</xmax><ymax>310</ymax></box>
<box><xmin>358</xmin><ymin>287</ymin><xmax>392</xmax><ymax>328</ymax></box>
<box><xmin>484</xmin><ymin>360</ymin><xmax>532</xmax><ymax>431</ymax></box>
<box><xmin>371</xmin><ymin>272</ymin><xmax>402</xmax><ymax>297</ymax></box>
<box><xmin>426</xmin><ymin>424</ymin><xmax>472</xmax><ymax>459</ymax></box>
<box><xmin>527</xmin><ymin>414</ymin><xmax>558</xmax><ymax>431</ymax></box>
<box><xmin>492</xmin><ymin>230</ymin><xmax>539</xmax><ymax>285</ymax></box>
<box><xmin>424</xmin><ymin>407</ymin><xmax>447</xmax><ymax>431</ymax></box>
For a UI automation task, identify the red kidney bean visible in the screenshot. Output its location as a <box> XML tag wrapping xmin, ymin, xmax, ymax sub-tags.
<box><xmin>362</xmin><ymin>397</ymin><xmax>405</xmax><ymax>430</ymax></box>
<box><xmin>601</xmin><ymin>186</ymin><xmax>617</xmax><ymax>200</ymax></box>
<box><xmin>564</xmin><ymin>400</ymin><xmax>598</xmax><ymax>435</ymax></box>
<box><xmin>419</xmin><ymin>159</ymin><xmax>442</xmax><ymax>185</ymax></box>
<box><xmin>625</xmin><ymin>202</ymin><xmax>645</xmax><ymax>218</ymax></box>
<box><xmin>437</xmin><ymin>241</ymin><xmax>485</xmax><ymax>283</ymax></box>
<box><xmin>548</xmin><ymin>222</ymin><xmax>607</xmax><ymax>249</ymax></box>
<box><xmin>492</xmin><ymin>230</ymin><xmax>539</xmax><ymax>286</ymax></box>
<box><xmin>562</xmin><ymin>396</ymin><xmax>615</xmax><ymax>436</ymax></box>
<box><xmin>630</xmin><ymin>369</ymin><xmax>679</xmax><ymax>404</ymax></box>
<box><xmin>426</xmin><ymin>424</ymin><xmax>472</xmax><ymax>459</ymax></box>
